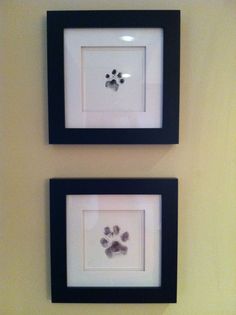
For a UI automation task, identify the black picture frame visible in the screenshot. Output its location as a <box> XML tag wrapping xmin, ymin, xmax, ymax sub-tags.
<box><xmin>50</xmin><ymin>178</ymin><xmax>178</xmax><ymax>303</ymax></box>
<box><xmin>47</xmin><ymin>10</ymin><xmax>180</xmax><ymax>144</ymax></box>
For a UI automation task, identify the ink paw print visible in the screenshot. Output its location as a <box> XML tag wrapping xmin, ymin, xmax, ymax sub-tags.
<box><xmin>100</xmin><ymin>225</ymin><xmax>129</xmax><ymax>258</ymax></box>
<box><xmin>105</xmin><ymin>69</ymin><xmax>125</xmax><ymax>92</ymax></box>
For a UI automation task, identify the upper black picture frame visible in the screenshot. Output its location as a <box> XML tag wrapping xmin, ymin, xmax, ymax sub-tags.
<box><xmin>47</xmin><ymin>10</ymin><xmax>180</xmax><ymax>144</ymax></box>
<box><xmin>50</xmin><ymin>178</ymin><xmax>178</xmax><ymax>303</ymax></box>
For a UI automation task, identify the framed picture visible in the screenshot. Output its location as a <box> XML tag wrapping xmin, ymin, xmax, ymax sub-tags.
<box><xmin>47</xmin><ymin>10</ymin><xmax>180</xmax><ymax>144</ymax></box>
<box><xmin>50</xmin><ymin>178</ymin><xmax>178</xmax><ymax>303</ymax></box>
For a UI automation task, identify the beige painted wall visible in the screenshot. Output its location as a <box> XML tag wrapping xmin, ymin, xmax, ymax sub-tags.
<box><xmin>1</xmin><ymin>1</ymin><xmax>236</xmax><ymax>314</ymax></box>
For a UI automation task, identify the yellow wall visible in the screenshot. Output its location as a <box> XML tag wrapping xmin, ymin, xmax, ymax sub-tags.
<box><xmin>1</xmin><ymin>1</ymin><xmax>236</xmax><ymax>314</ymax></box>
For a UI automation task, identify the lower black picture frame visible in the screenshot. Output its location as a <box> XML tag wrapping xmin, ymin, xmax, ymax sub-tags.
<box><xmin>50</xmin><ymin>178</ymin><xmax>178</xmax><ymax>303</ymax></box>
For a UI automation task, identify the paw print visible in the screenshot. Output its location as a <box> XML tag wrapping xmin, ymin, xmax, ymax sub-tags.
<box><xmin>100</xmin><ymin>225</ymin><xmax>129</xmax><ymax>258</ymax></box>
<box><xmin>105</xmin><ymin>69</ymin><xmax>125</xmax><ymax>91</ymax></box>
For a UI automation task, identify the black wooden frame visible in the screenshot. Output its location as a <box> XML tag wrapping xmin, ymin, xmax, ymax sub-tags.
<box><xmin>47</xmin><ymin>10</ymin><xmax>180</xmax><ymax>144</ymax></box>
<box><xmin>50</xmin><ymin>178</ymin><xmax>178</xmax><ymax>303</ymax></box>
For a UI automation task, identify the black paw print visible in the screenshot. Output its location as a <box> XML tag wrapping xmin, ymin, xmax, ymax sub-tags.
<box><xmin>100</xmin><ymin>225</ymin><xmax>129</xmax><ymax>258</ymax></box>
<box><xmin>105</xmin><ymin>69</ymin><xmax>125</xmax><ymax>92</ymax></box>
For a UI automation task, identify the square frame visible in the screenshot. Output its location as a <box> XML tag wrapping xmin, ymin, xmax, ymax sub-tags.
<box><xmin>50</xmin><ymin>178</ymin><xmax>178</xmax><ymax>303</ymax></box>
<box><xmin>47</xmin><ymin>10</ymin><xmax>180</xmax><ymax>144</ymax></box>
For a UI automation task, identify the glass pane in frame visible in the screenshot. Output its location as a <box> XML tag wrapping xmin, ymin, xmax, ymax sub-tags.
<box><xmin>64</xmin><ymin>28</ymin><xmax>163</xmax><ymax>128</ymax></box>
<box><xmin>66</xmin><ymin>194</ymin><xmax>162</xmax><ymax>287</ymax></box>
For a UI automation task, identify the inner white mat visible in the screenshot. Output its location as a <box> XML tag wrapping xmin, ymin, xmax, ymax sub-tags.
<box><xmin>81</xmin><ymin>47</ymin><xmax>146</xmax><ymax>113</ymax></box>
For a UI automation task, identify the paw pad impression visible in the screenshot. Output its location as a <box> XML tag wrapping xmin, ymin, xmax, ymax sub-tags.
<box><xmin>100</xmin><ymin>225</ymin><xmax>129</xmax><ymax>258</ymax></box>
<box><xmin>105</xmin><ymin>69</ymin><xmax>125</xmax><ymax>91</ymax></box>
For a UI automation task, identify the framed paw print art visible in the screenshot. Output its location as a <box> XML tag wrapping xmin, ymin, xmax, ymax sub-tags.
<box><xmin>47</xmin><ymin>10</ymin><xmax>180</xmax><ymax>144</ymax></box>
<box><xmin>50</xmin><ymin>178</ymin><xmax>178</xmax><ymax>303</ymax></box>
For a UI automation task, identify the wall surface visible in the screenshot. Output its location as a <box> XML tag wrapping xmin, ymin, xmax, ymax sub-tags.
<box><xmin>1</xmin><ymin>1</ymin><xmax>236</xmax><ymax>314</ymax></box>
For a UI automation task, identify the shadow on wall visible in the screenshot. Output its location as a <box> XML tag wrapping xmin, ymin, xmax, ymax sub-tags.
<box><xmin>42</xmin><ymin>15</ymin><xmax>49</xmax><ymax>145</ymax></box>
<box><xmin>44</xmin><ymin>179</ymin><xmax>51</xmax><ymax>300</ymax></box>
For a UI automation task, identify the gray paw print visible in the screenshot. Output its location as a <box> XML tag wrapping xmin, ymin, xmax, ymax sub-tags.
<box><xmin>100</xmin><ymin>225</ymin><xmax>129</xmax><ymax>258</ymax></box>
<box><xmin>105</xmin><ymin>69</ymin><xmax>125</xmax><ymax>92</ymax></box>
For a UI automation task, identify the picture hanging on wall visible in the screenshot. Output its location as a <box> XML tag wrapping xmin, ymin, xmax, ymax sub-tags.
<box><xmin>50</xmin><ymin>178</ymin><xmax>178</xmax><ymax>303</ymax></box>
<box><xmin>47</xmin><ymin>10</ymin><xmax>180</xmax><ymax>144</ymax></box>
